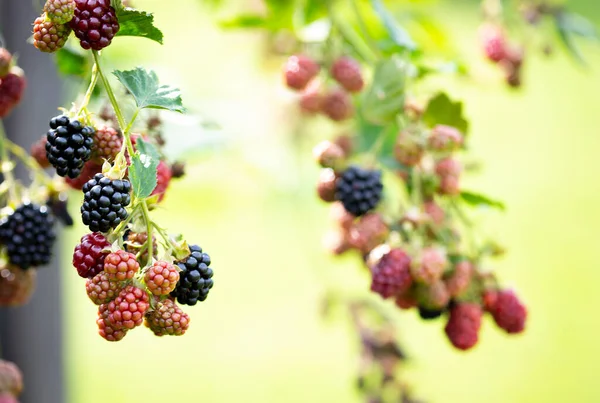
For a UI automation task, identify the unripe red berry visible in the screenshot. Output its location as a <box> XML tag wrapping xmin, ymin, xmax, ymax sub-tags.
<box><xmin>125</xmin><ymin>232</ymin><xmax>158</xmax><ymax>265</ymax></box>
<box><xmin>317</xmin><ymin>169</ymin><xmax>337</xmax><ymax>203</ymax></box>
<box><xmin>445</xmin><ymin>303</ymin><xmax>482</xmax><ymax>350</ymax></box>
<box><xmin>348</xmin><ymin>213</ymin><xmax>389</xmax><ymax>254</ymax></box>
<box><xmin>284</xmin><ymin>55</ymin><xmax>320</xmax><ymax>91</ymax></box>
<box><xmin>31</xmin><ymin>135</ymin><xmax>50</xmax><ymax>168</ymax></box>
<box><xmin>394</xmin><ymin>130</ymin><xmax>424</xmax><ymax>167</ymax></box>
<box><xmin>107</xmin><ymin>285</ymin><xmax>150</xmax><ymax>330</ymax></box>
<box><xmin>333</xmin><ymin>134</ymin><xmax>353</xmax><ymax>156</ymax></box>
<box><xmin>313</xmin><ymin>140</ymin><xmax>345</xmax><ymax>169</ymax></box>
<box><xmin>321</xmin><ymin>89</ymin><xmax>354</xmax><ymax>121</ymax></box>
<box><xmin>411</xmin><ymin>246</ymin><xmax>448</xmax><ymax>284</ymax></box>
<box><xmin>0</xmin><ymin>69</ymin><xmax>26</xmax><ymax>119</ymax></box>
<box><xmin>445</xmin><ymin>260</ymin><xmax>474</xmax><ymax>297</ymax></box>
<box><xmin>395</xmin><ymin>290</ymin><xmax>417</xmax><ymax>310</ymax></box>
<box><xmin>480</xmin><ymin>24</ymin><xmax>508</xmax><ymax>63</ymax></box>
<box><xmin>86</xmin><ymin>272</ymin><xmax>124</xmax><ymax>305</ymax></box>
<box><xmin>70</xmin><ymin>0</ymin><xmax>120</xmax><ymax>51</ymax></box>
<box><xmin>32</xmin><ymin>14</ymin><xmax>72</xmax><ymax>53</ymax></box>
<box><xmin>371</xmin><ymin>248</ymin><xmax>412</xmax><ymax>299</ymax></box>
<box><xmin>423</xmin><ymin>200</ymin><xmax>445</xmax><ymax>226</ymax></box>
<box><xmin>416</xmin><ymin>280</ymin><xmax>451</xmax><ymax>310</ymax></box>
<box><xmin>92</xmin><ymin>125</ymin><xmax>122</xmax><ymax>163</ymax></box>
<box><xmin>490</xmin><ymin>289</ymin><xmax>527</xmax><ymax>334</ymax></box>
<box><xmin>152</xmin><ymin>161</ymin><xmax>172</xmax><ymax>202</ymax></box>
<box><xmin>299</xmin><ymin>79</ymin><xmax>323</xmax><ymax>114</ymax></box>
<box><xmin>104</xmin><ymin>250</ymin><xmax>139</xmax><ymax>282</ymax></box>
<box><xmin>97</xmin><ymin>303</ymin><xmax>128</xmax><ymax>341</ymax></box>
<box><xmin>428</xmin><ymin>125</ymin><xmax>464</xmax><ymax>151</ymax></box>
<box><xmin>145</xmin><ymin>261</ymin><xmax>180</xmax><ymax>296</ymax></box>
<box><xmin>145</xmin><ymin>298</ymin><xmax>190</xmax><ymax>336</ymax></box>
<box><xmin>72</xmin><ymin>232</ymin><xmax>111</xmax><ymax>278</ymax></box>
<box><xmin>0</xmin><ymin>265</ymin><xmax>36</xmax><ymax>307</ymax></box>
<box><xmin>0</xmin><ymin>359</ymin><xmax>23</xmax><ymax>397</ymax></box>
<box><xmin>435</xmin><ymin>158</ymin><xmax>462</xmax><ymax>195</ymax></box>
<box><xmin>330</xmin><ymin>56</ymin><xmax>364</xmax><ymax>93</ymax></box>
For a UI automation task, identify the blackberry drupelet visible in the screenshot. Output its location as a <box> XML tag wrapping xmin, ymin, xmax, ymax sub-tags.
<box><xmin>0</xmin><ymin>203</ymin><xmax>56</xmax><ymax>269</ymax></box>
<box><xmin>171</xmin><ymin>245</ymin><xmax>214</xmax><ymax>306</ymax></box>
<box><xmin>70</xmin><ymin>0</ymin><xmax>120</xmax><ymax>50</ymax></box>
<box><xmin>46</xmin><ymin>115</ymin><xmax>95</xmax><ymax>178</ymax></box>
<box><xmin>81</xmin><ymin>173</ymin><xmax>131</xmax><ymax>233</ymax></box>
<box><xmin>335</xmin><ymin>166</ymin><xmax>383</xmax><ymax>216</ymax></box>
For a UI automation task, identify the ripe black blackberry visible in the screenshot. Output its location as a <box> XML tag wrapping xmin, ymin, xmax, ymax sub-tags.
<box><xmin>418</xmin><ymin>306</ymin><xmax>444</xmax><ymax>321</ymax></box>
<box><xmin>335</xmin><ymin>166</ymin><xmax>383</xmax><ymax>216</ymax></box>
<box><xmin>46</xmin><ymin>115</ymin><xmax>95</xmax><ymax>178</ymax></box>
<box><xmin>81</xmin><ymin>173</ymin><xmax>131</xmax><ymax>233</ymax></box>
<box><xmin>70</xmin><ymin>0</ymin><xmax>120</xmax><ymax>50</ymax></box>
<box><xmin>171</xmin><ymin>245</ymin><xmax>214</xmax><ymax>306</ymax></box>
<box><xmin>0</xmin><ymin>203</ymin><xmax>56</xmax><ymax>269</ymax></box>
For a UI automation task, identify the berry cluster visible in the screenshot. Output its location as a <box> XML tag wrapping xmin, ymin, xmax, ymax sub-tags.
<box><xmin>479</xmin><ymin>23</ymin><xmax>524</xmax><ymax>87</ymax></box>
<box><xmin>299</xmin><ymin>46</ymin><xmax>528</xmax><ymax>353</ymax></box>
<box><xmin>284</xmin><ymin>54</ymin><xmax>364</xmax><ymax>121</ymax></box>
<box><xmin>0</xmin><ymin>49</ymin><xmax>26</xmax><ymax>119</ymax></box>
<box><xmin>0</xmin><ymin>360</ymin><xmax>22</xmax><ymax>403</ymax></box>
<box><xmin>73</xmin><ymin>233</ymin><xmax>212</xmax><ymax>341</ymax></box>
<box><xmin>32</xmin><ymin>0</ymin><xmax>119</xmax><ymax>53</ymax></box>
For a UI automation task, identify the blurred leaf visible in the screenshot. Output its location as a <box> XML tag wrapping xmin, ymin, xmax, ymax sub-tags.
<box><xmin>423</xmin><ymin>92</ymin><xmax>468</xmax><ymax>133</ymax></box>
<box><xmin>128</xmin><ymin>138</ymin><xmax>160</xmax><ymax>199</ymax></box>
<box><xmin>113</xmin><ymin>67</ymin><xmax>185</xmax><ymax>113</ymax></box>
<box><xmin>301</xmin><ymin>0</ymin><xmax>328</xmax><ymax>25</ymax></box>
<box><xmin>460</xmin><ymin>190</ymin><xmax>505</xmax><ymax>211</ymax></box>
<box><xmin>220</xmin><ymin>14</ymin><xmax>269</xmax><ymax>28</ymax></box>
<box><xmin>362</xmin><ymin>55</ymin><xmax>408</xmax><ymax>124</ymax></box>
<box><xmin>555</xmin><ymin>11</ymin><xmax>600</xmax><ymax>64</ymax></box>
<box><xmin>370</xmin><ymin>0</ymin><xmax>417</xmax><ymax>51</ymax></box>
<box><xmin>115</xmin><ymin>8</ymin><xmax>164</xmax><ymax>44</ymax></box>
<box><xmin>55</xmin><ymin>47</ymin><xmax>89</xmax><ymax>77</ymax></box>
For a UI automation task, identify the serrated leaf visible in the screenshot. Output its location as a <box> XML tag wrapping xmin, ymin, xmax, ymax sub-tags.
<box><xmin>370</xmin><ymin>0</ymin><xmax>417</xmax><ymax>51</ymax></box>
<box><xmin>423</xmin><ymin>93</ymin><xmax>468</xmax><ymax>133</ymax></box>
<box><xmin>128</xmin><ymin>138</ymin><xmax>160</xmax><ymax>199</ymax></box>
<box><xmin>362</xmin><ymin>55</ymin><xmax>408</xmax><ymax>124</ymax></box>
<box><xmin>113</xmin><ymin>68</ymin><xmax>185</xmax><ymax>113</ymax></box>
<box><xmin>115</xmin><ymin>8</ymin><xmax>164</xmax><ymax>44</ymax></box>
<box><xmin>460</xmin><ymin>190</ymin><xmax>505</xmax><ymax>211</ymax></box>
<box><xmin>55</xmin><ymin>47</ymin><xmax>89</xmax><ymax>77</ymax></box>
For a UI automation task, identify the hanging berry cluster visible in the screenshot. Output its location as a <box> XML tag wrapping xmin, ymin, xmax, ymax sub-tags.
<box><xmin>25</xmin><ymin>0</ymin><xmax>214</xmax><ymax>341</ymax></box>
<box><xmin>0</xmin><ymin>48</ymin><xmax>63</xmax><ymax>309</ymax></box>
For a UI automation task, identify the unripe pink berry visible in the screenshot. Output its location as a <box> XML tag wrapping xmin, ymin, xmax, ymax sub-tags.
<box><xmin>321</xmin><ymin>89</ymin><xmax>354</xmax><ymax>121</ymax></box>
<box><xmin>411</xmin><ymin>246</ymin><xmax>448</xmax><ymax>284</ymax></box>
<box><xmin>317</xmin><ymin>169</ymin><xmax>337</xmax><ymax>203</ymax></box>
<box><xmin>479</xmin><ymin>23</ymin><xmax>508</xmax><ymax>63</ymax></box>
<box><xmin>428</xmin><ymin>125</ymin><xmax>464</xmax><ymax>151</ymax></box>
<box><xmin>394</xmin><ymin>130</ymin><xmax>424</xmax><ymax>167</ymax></box>
<box><xmin>313</xmin><ymin>140</ymin><xmax>345</xmax><ymax>169</ymax></box>
<box><xmin>284</xmin><ymin>54</ymin><xmax>320</xmax><ymax>91</ymax></box>
<box><xmin>330</xmin><ymin>56</ymin><xmax>364</xmax><ymax>93</ymax></box>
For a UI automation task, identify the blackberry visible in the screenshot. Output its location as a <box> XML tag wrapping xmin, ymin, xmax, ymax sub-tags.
<box><xmin>45</xmin><ymin>115</ymin><xmax>95</xmax><ymax>178</ymax></box>
<box><xmin>171</xmin><ymin>245</ymin><xmax>214</xmax><ymax>306</ymax></box>
<box><xmin>81</xmin><ymin>173</ymin><xmax>131</xmax><ymax>233</ymax></box>
<box><xmin>145</xmin><ymin>299</ymin><xmax>190</xmax><ymax>336</ymax></box>
<box><xmin>335</xmin><ymin>166</ymin><xmax>383</xmax><ymax>216</ymax></box>
<box><xmin>0</xmin><ymin>203</ymin><xmax>56</xmax><ymax>269</ymax></box>
<box><xmin>418</xmin><ymin>306</ymin><xmax>443</xmax><ymax>320</ymax></box>
<box><xmin>70</xmin><ymin>0</ymin><xmax>120</xmax><ymax>51</ymax></box>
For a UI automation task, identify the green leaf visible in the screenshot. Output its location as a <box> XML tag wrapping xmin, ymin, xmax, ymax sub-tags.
<box><xmin>128</xmin><ymin>138</ymin><xmax>160</xmax><ymax>199</ymax></box>
<box><xmin>220</xmin><ymin>14</ymin><xmax>269</xmax><ymax>29</ymax></box>
<box><xmin>555</xmin><ymin>11</ymin><xmax>600</xmax><ymax>64</ymax></box>
<box><xmin>113</xmin><ymin>67</ymin><xmax>185</xmax><ymax>113</ymax></box>
<box><xmin>115</xmin><ymin>8</ymin><xmax>164</xmax><ymax>44</ymax></box>
<box><xmin>55</xmin><ymin>47</ymin><xmax>89</xmax><ymax>77</ymax></box>
<box><xmin>362</xmin><ymin>55</ymin><xmax>408</xmax><ymax>124</ymax></box>
<box><xmin>370</xmin><ymin>0</ymin><xmax>417</xmax><ymax>51</ymax></box>
<box><xmin>460</xmin><ymin>190</ymin><xmax>505</xmax><ymax>211</ymax></box>
<box><xmin>423</xmin><ymin>92</ymin><xmax>468</xmax><ymax>133</ymax></box>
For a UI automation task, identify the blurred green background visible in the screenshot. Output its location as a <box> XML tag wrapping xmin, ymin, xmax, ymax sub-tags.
<box><xmin>61</xmin><ymin>1</ymin><xmax>600</xmax><ymax>402</ymax></box>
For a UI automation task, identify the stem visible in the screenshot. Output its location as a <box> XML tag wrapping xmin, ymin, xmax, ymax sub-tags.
<box><xmin>92</xmin><ymin>51</ymin><xmax>126</xmax><ymax>130</ymax></box>
<box><xmin>140</xmin><ymin>201</ymin><xmax>154</xmax><ymax>266</ymax></box>
<box><xmin>5</xmin><ymin>139</ymin><xmax>53</xmax><ymax>187</ymax></box>
<box><xmin>77</xmin><ymin>62</ymin><xmax>100</xmax><ymax>117</ymax></box>
<box><xmin>0</xmin><ymin>121</ymin><xmax>17</xmax><ymax>203</ymax></box>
